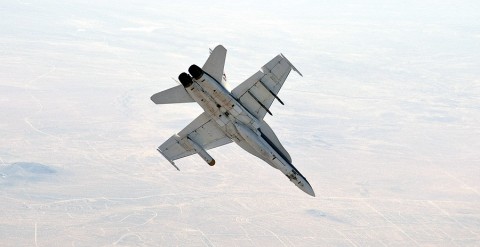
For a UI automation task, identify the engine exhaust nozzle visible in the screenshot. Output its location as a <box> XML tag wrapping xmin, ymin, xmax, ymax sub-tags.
<box><xmin>188</xmin><ymin>64</ymin><xmax>204</xmax><ymax>80</ymax></box>
<box><xmin>178</xmin><ymin>72</ymin><xmax>193</xmax><ymax>88</ymax></box>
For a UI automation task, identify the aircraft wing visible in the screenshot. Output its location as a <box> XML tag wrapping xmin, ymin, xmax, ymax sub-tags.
<box><xmin>157</xmin><ymin>112</ymin><xmax>232</xmax><ymax>167</ymax></box>
<box><xmin>231</xmin><ymin>54</ymin><xmax>302</xmax><ymax>120</ymax></box>
<box><xmin>202</xmin><ymin>45</ymin><xmax>227</xmax><ymax>83</ymax></box>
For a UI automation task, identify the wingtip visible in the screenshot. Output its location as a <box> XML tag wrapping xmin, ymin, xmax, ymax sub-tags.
<box><xmin>157</xmin><ymin>148</ymin><xmax>180</xmax><ymax>171</ymax></box>
<box><xmin>295</xmin><ymin>69</ymin><xmax>304</xmax><ymax>77</ymax></box>
<box><xmin>169</xmin><ymin>160</ymin><xmax>181</xmax><ymax>171</ymax></box>
<box><xmin>280</xmin><ymin>53</ymin><xmax>303</xmax><ymax>77</ymax></box>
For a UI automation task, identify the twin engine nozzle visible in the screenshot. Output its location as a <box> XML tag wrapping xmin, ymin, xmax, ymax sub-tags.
<box><xmin>188</xmin><ymin>64</ymin><xmax>204</xmax><ymax>80</ymax></box>
<box><xmin>178</xmin><ymin>64</ymin><xmax>204</xmax><ymax>88</ymax></box>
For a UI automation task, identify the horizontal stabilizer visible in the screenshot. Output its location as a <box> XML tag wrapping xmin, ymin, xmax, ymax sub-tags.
<box><xmin>151</xmin><ymin>85</ymin><xmax>195</xmax><ymax>104</ymax></box>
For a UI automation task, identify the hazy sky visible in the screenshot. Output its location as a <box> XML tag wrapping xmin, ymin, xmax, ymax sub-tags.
<box><xmin>1</xmin><ymin>1</ymin><xmax>479</xmax><ymax>246</ymax></box>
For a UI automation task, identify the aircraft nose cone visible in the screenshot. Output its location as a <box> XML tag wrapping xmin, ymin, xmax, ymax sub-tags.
<box><xmin>297</xmin><ymin>179</ymin><xmax>315</xmax><ymax>197</ymax></box>
<box><xmin>303</xmin><ymin>183</ymin><xmax>315</xmax><ymax>197</ymax></box>
<box><xmin>289</xmin><ymin>174</ymin><xmax>316</xmax><ymax>197</ymax></box>
<box><xmin>285</xmin><ymin>169</ymin><xmax>316</xmax><ymax>197</ymax></box>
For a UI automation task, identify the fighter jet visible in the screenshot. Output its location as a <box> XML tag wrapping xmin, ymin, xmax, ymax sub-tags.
<box><xmin>151</xmin><ymin>45</ymin><xmax>315</xmax><ymax>196</ymax></box>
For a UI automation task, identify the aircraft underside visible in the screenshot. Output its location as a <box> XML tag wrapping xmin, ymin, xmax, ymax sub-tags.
<box><xmin>152</xmin><ymin>45</ymin><xmax>314</xmax><ymax>196</ymax></box>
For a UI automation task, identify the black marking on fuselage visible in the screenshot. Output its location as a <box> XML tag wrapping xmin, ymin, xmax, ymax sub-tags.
<box><xmin>203</xmin><ymin>71</ymin><xmax>227</xmax><ymax>90</ymax></box>
<box><xmin>259</xmin><ymin>130</ymin><xmax>308</xmax><ymax>182</ymax></box>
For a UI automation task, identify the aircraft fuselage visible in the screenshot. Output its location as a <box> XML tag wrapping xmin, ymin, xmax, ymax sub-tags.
<box><xmin>178</xmin><ymin>65</ymin><xmax>315</xmax><ymax>196</ymax></box>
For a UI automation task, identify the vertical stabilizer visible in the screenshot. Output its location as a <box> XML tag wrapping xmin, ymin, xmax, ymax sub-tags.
<box><xmin>202</xmin><ymin>45</ymin><xmax>228</xmax><ymax>89</ymax></box>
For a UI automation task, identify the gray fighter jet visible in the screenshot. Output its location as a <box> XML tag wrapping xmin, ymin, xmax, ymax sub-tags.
<box><xmin>151</xmin><ymin>45</ymin><xmax>314</xmax><ymax>196</ymax></box>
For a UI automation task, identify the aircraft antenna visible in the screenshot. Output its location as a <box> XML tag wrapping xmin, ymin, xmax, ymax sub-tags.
<box><xmin>171</xmin><ymin>77</ymin><xmax>180</xmax><ymax>85</ymax></box>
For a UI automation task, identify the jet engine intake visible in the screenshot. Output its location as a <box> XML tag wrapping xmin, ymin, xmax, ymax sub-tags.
<box><xmin>178</xmin><ymin>72</ymin><xmax>193</xmax><ymax>88</ymax></box>
<box><xmin>188</xmin><ymin>64</ymin><xmax>204</xmax><ymax>80</ymax></box>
